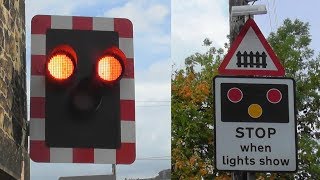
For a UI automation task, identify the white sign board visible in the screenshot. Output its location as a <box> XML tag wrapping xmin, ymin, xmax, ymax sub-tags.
<box><xmin>214</xmin><ymin>76</ymin><xmax>297</xmax><ymax>172</ymax></box>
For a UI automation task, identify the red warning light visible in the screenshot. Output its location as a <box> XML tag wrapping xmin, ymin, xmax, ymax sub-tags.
<box><xmin>97</xmin><ymin>55</ymin><xmax>123</xmax><ymax>82</ymax></box>
<box><xmin>96</xmin><ymin>47</ymin><xmax>126</xmax><ymax>83</ymax></box>
<box><xmin>47</xmin><ymin>45</ymin><xmax>77</xmax><ymax>81</ymax></box>
<box><xmin>267</xmin><ymin>88</ymin><xmax>282</xmax><ymax>104</ymax></box>
<box><xmin>227</xmin><ymin>87</ymin><xmax>243</xmax><ymax>103</ymax></box>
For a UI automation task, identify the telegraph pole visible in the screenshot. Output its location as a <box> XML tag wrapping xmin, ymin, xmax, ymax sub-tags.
<box><xmin>229</xmin><ymin>0</ymin><xmax>248</xmax><ymax>44</ymax></box>
<box><xmin>225</xmin><ymin>1</ymin><xmax>282</xmax><ymax>179</ymax></box>
<box><xmin>229</xmin><ymin>1</ymin><xmax>252</xmax><ymax>180</ymax></box>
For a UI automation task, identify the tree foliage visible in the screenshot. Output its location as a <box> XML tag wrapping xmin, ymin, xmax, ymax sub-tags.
<box><xmin>171</xmin><ymin>38</ymin><xmax>225</xmax><ymax>179</ymax></box>
<box><xmin>171</xmin><ymin>19</ymin><xmax>320</xmax><ymax>179</ymax></box>
<box><xmin>268</xmin><ymin>19</ymin><xmax>320</xmax><ymax>179</ymax></box>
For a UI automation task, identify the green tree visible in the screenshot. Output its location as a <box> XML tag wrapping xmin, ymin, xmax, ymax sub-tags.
<box><xmin>171</xmin><ymin>19</ymin><xmax>320</xmax><ymax>179</ymax></box>
<box><xmin>171</xmin><ymin>38</ymin><xmax>225</xmax><ymax>179</ymax></box>
<box><xmin>267</xmin><ymin>19</ymin><xmax>320</xmax><ymax>180</ymax></box>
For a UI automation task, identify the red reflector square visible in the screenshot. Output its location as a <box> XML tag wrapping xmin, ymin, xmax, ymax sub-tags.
<box><xmin>73</xmin><ymin>148</ymin><xmax>94</xmax><ymax>163</ymax></box>
<box><xmin>30</xmin><ymin>141</ymin><xmax>50</xmax><ymax>162</ymax></box>
<box><xmin>116</xmin><ymin>143</ymin><xmax>135</xmax><ymax>164</ymax></box>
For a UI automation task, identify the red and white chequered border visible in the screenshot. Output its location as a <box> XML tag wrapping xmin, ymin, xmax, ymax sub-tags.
<box><xmin>29</xmin><ymin>15</ymin><xmax>135</xmax><ymax>164</ymax></box>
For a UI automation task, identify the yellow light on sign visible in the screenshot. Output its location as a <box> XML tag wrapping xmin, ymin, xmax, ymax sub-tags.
<box><xmin>248</xmin><ymin>104</ymin><xmax>263</xmax><ymax>118</ymax></box>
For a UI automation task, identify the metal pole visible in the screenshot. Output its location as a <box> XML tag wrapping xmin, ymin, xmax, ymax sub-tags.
<box><xmin>247</xmin><ymin>172</ymin><xmax>256</xmax><ymax>180</ymax></box>
<box><xmin>112</xmin><ymin>164</ymin><xmax>116</xmax><ymax>176</ymax></box>
<box><xmin>229</xmin><ymin>0</ymin><xmax>248</xmax><ymax>43</ymax></box>
<box><xmin>232</xmin><ymin>172</ymin><xmax>246</xmax><ymax>180</ymax></box>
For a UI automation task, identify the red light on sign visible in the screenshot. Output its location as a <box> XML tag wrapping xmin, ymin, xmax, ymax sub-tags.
<box><xmin>96</xmin><ymin>47</ymin><xmax>126</xmax><ymax>84</ymax></box>
<box><xmin>227</xmin><ymin>87</ymin><xmax>243</xmax><ymax>103</ymax></box>
<box><xmin>97</xmin><ymin>55</ymin><xmax>123</xmax><ymax>82</ymax></box>
<box><xmin>47</xmin><ymin>45</ymin><xmax>77</xmax><ymax>81</ymax></box>
<box><xmin>267</xmin><ymin>88</ymin><xmax>282</xmax><ymax>104</ymax></box>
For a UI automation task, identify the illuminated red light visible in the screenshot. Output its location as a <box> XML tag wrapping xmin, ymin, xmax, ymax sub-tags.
<box><xmin>96</xmin><ymin>47</ymin><xmax>126</xmax><ymax>83</ymax></box>
<box><xmin>48</xmin><ymin>53</ymin><xmax>74</xmax><ymax>80</ymax></box>
<box><xmin>47</xmin><ymin>45</ymin><xmax>77</xmax><ymax>81</ymax></box>
<box><xmin>97</xmin><ymin>55</ymin><xmax>123</xmax><ymax>82</ymax></box>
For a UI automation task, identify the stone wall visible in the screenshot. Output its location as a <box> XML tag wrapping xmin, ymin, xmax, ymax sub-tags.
<box><xmin>0</xmin><ymin>0</ymin><xmax>29</xmax><ymax>179</ymax></box>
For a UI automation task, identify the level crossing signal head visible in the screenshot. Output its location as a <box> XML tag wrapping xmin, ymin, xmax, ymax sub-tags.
<box><xmin>44</xmin><ymin>29</ymin><xmax>127</xmax><ymax>149</ymax></box>
<box><xmin>30</xmin><ymin>15</ymin><xmax>136</xmax><ymax>165</ymax></box>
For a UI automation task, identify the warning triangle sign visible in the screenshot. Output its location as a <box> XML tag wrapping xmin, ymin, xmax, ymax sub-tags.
<box><xmin>218</xmin><ymin>18</ymin><xmax>285</xmax><ymax>76</ymax></box>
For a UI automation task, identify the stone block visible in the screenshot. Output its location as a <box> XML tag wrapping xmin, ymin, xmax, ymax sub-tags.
<box><xmin>0</xmin><ymin>107</ymin><xmax>3</xmax><ymax>129</ymax></box>
<box><xmin>3</xmin><ymin>0</ymin><xmax>10</xmax><ymax>11</ymax></box>
<box><xmin>3</xmin><ymin>115</ymin><xmax>12</xmax><ymax>137</ymax></box>
<box><xmin>0</xmin><ymin>0</ymin><xmax>28</xmax><ymax>179</ymax></box>
<box><xmin>0</xmin><ymin>128</ymin><xmax>22</xmax><ymax>179</ymax></box>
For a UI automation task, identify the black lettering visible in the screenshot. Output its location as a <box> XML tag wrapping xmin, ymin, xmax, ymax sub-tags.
<box><xmin>246</xmin><ymin>127</ymin><xmax>254</xmax><ymax>138</ymax></box>
<box><xmin>260</xmin><ymin>157</ymin><xmax>290</xmax><ymax>166</ymax></box>
<box><xmin>223</xmin><ymin>156</ymin><xmax>259</xmax><ymax>167</ymax></box>
<box><xmin>250</xmin><ymin>143</ymin><xmax>257</xmax><ymax>152</ymax></box>
<box><xmin>236</xmin><ymin>127</ymin><xmax>244</xmax><ymax>138</ymax></box>
<box><xmin>281</xmin><ymin>159</ymin><xmax>290</xmax><ymax>166</ymax></box>
<box><xmin>255</xmin><ymin>127</ymin><xmax>265</xmax><ymax>138</ymax></box>
<box><xmin>236</xmin><ymin>127</ymin><xmax>277</xmax><ymax>138</ymax></box>
<box><xmin>230</xmin><ymin>157</ymin><xmax>236</xmax><ymax>167</ymax></box>
<box><xmin>237</xmin><ymin>156</ymin><xmax>244</xmax><ymax>165</ymax></box>
<box><xmin>240</xmin><ymin>144</ymin><xmax>249</xmax><ymax>152</ymax></box>
<box><xmin>244</xmin><ymin>156</ymin><xmax>250</xmax><ymax>165</ymax></box>
<box><xmin>265</xmin><ymin>145</ymin><xmax>271</xmax><ymax>152</ymax></box>
<box><xmin>223</xmin><ymin>156</ymin><xmax>227</xmax><ymax>165</ymax></box>
<box><xmin>240</xmin><ymin>143</ymin><xmax>272</xmax><ymax>152</ymax></box>
<box><xmin>250</xmin><ymin>158</ymin><xmax>255</xmax><ymax>165</ymax></box>
<box><xmin>266</xmin><ymin>156</ymin><xmax>272</xmax><ymax>165</ymax></box>
<box><xmin>268</xmin><ymin>128</ymin><xmax>276</xmax><ymax>138</ymax></box>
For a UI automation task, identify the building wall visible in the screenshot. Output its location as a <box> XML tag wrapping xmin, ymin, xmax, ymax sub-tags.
<box><xmin>0</xmin><ymin>0</ymin><xmax>29</xmax><ymax>179</ymax></box>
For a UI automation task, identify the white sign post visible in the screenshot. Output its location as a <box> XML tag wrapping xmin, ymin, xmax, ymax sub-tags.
<box><xmin>214</xmin><ymin>76</ymin><xmax>297</xmax><ymax>172</ymax></box>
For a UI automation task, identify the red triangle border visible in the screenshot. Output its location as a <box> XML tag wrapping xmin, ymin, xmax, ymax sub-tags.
<box><xmin>218</xmin><ymin>18</ymin><xmax>285</xmax><ymax>76</ymax></box>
